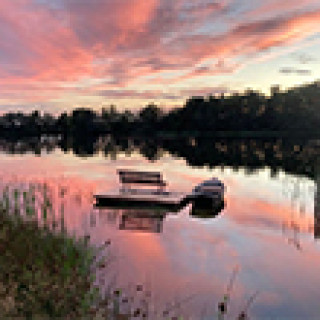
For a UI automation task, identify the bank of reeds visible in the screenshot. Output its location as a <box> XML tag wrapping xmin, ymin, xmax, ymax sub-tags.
<box><xmin>0</xmin><ymin>183</ymin><xmax>128</xmax><ymax>319</ymax></box>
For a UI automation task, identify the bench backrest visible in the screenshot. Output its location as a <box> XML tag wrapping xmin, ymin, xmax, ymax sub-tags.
<box><xmin>117</xmin><ymin>169</ymin><xmax>166</xmax><ymax>186</ymax></box>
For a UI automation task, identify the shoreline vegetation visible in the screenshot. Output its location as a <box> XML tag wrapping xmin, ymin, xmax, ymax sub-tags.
<box><xmin>0</xmin><ymin>184</ymin><xmax>138</xmax><ymax>319</ymax></box>
<box><xmin>1</xmin><ymin>184</ymin><xmax>99</xmax><ymax>318</ymax></box>
<box><xmin>1</xmin><ymin>81</ymin><xmax>320</xmax><ymax>138</ymax></box>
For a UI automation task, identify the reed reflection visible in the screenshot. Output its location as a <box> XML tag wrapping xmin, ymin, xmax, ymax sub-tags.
<box><xmin>314</xmin><ymin>158</ymin><xmax>320</xmax><ymax>239</ymax></box>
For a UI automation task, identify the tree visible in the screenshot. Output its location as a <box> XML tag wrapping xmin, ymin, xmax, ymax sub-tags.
<box><xmin>137</xmin><ymin>104</ymin><xmax>163</xmax><ymax>133</ymax></box>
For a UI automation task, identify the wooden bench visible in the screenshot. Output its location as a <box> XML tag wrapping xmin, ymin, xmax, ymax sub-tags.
<box><xmin>117</xmin><ymin>169</ymin><xmax>167</xmax><ymax>193</ymax></box>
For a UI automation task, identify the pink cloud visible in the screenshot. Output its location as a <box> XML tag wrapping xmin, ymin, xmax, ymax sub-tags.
<box><xmin>1</xmin><ymin>0</ymin><xmax>320</xmax><ymax>107</ymax></box>
<box><xmin>0</xmin><ymin>0</ymin><xmax>93</xmax><ymax>81</ymax></box>
<box><xmin>246</xmin><ymin>0</ymin><xmax>320</xmax><ymax>19</ymax></box>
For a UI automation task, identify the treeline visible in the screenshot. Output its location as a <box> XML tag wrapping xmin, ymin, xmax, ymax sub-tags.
<box><xmin>164</xmin><ymin>81</ymin><xmax>320</xmax><ymax>134</ymax></box>
<box><xmin>1</xmin><ymin>81</ymin><xmax>320</xmax><ymax>137</ymax></box>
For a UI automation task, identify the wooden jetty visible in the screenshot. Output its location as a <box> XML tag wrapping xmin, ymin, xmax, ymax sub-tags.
<box><xmin>94</xmin><ymin>169</ymin><xmax>225</xmax><ymax>212</ymax></box>
<box><xmin>95</xmin><ymin>189</ymin><xmax>188</xmax><ymax>211</ymax></box>
<box><xmin>95</xmin><ymin>169</ymin><xmax>189</xmax><ymax>211</ymax></box>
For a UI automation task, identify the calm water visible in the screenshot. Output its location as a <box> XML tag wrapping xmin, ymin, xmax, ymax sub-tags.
<box><xmin>1</xmin><ymin>137</ymin><xmax>320</xmax><ymax>319</ymax></box>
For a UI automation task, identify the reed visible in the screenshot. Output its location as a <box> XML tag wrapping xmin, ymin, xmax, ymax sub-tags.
<box><xmin>0</xmin><ymin>183</ymin><xmax>105</xmax><ymax>318</ymax></box>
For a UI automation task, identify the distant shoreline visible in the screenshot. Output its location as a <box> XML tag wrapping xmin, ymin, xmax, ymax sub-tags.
<box><xmin>1</xmin><ymin>80</ymin><xmax>320</xmax><ymax>139</ymax></box>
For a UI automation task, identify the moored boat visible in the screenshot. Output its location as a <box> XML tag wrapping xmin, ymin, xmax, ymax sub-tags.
<box><xmin>189</xmin><ymin>177</ymin><xmax>225</xmax><ymax>209</ymax></box>
<box><xmin>191</xmin><ymin>177</ymin><xmax>225</xmax><ymax>197</ymax></box>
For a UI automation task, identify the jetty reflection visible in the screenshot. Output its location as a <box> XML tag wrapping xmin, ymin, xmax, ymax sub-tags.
<box><xmin>95</xmin><ymin>198</ymin><xmax>225</xmax><ymax>233</ymax></box>
<box><xmin>119</xmin><ymin>209</ymin><xmax>165</xmax><ymax>233</ymax></box>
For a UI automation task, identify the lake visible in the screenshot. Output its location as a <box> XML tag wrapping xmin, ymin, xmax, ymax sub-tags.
<box><xmin>0</xmin><ymin>136</ymin><xmax>319</xmax><ymax>319</ymax></box>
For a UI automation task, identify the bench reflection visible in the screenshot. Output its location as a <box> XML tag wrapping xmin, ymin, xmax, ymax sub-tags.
<box><xmin>119</xmin><ymin>209</ymin><xmax>165</xmax><ymax>233</ymax></box>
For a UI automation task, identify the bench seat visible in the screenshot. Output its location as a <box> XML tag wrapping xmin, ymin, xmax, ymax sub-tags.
<box><xmin>117</xmin><ymin>169</ymin><xmax>167</xmax><ymax>191</ymax></box>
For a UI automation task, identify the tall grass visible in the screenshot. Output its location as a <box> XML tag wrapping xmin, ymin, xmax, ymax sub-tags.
<box><xmin>0</xmin><ymin>183</ymin><xmax>104</xmax><ymax>318</ymax></box>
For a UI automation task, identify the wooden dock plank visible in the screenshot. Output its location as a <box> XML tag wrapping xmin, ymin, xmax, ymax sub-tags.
<box><xmin>94</xmin><ymin>189</ymin><xmax>189</xmax><ymax>210</ymax></box>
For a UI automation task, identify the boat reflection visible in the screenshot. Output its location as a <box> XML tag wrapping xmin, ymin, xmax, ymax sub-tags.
<box><xmin>191</xmin><ymin>198</ymin><xmax>225</xmax><ymax>219</ymax></box>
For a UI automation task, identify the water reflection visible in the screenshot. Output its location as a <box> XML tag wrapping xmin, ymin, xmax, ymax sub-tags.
<box><xmin>95</xmin><ymin>181</ymin><xmax>225</xmax><ymax>233</ymax></box>
<box><xmin>95</xmin><ymin>199</ymin><xmax>225</xmax><ymax>234</ymax></box>
<box><xmin>313</xmin><ymin>158</ymin><xmax>320</xmax><ymax>240</ymax></box>
<box><xmin>0</xmin><ymin>137</ymin><xmax>320</xmax><ymax>318</ymax></box>
<box><xmin>95</xmin><ymin>208</ymin><xmax>168</xmax><ymax>233</ymax></box>
<box><xmin>315</xmin><ymin>216</ymin><xmax>320</xmax><ymax>239</ymax></box>
<box><xmin>190</xmin><ymin>199</ymin><xmax>225</xmax><ymax>219</ymax></box>
<box><xmin>119</xmin><ymin>210</ymin><xmax>165</xmax><ymax>233</ymax></box>
<box><xmin>1</xmin><ymin>135</ymin><xmax>320</xmax><ymax>177</ymax></box>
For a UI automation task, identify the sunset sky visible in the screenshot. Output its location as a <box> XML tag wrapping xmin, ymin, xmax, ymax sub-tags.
<box><xmin>1</xmin><ymin>0</ymin><xmax>320</xmax><ymax>114</ymax></box>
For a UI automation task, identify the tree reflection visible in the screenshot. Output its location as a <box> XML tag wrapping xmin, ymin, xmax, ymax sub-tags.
<box><xmin>0</xmin><ymin>136</ymin><xmax>320</xmax><ymax>180</ymax></box>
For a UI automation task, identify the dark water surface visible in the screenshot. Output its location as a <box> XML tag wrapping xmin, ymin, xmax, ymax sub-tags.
<box><xmin>1</xmin><ymin>137</ymin><xmax>319</xmax><ymax>319</ymax></box>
